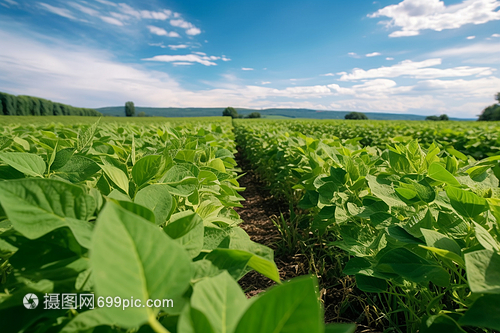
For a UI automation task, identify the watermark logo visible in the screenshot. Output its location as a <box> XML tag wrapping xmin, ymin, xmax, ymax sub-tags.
<box><xmin>23</xmin><ymin>293</ymin><xmax>39</xmax><ymax>309</ymax></box>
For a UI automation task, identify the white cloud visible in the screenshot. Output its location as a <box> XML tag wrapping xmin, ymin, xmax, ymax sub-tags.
<box><xmin>414</xmin><ymin>76</ymin><xmax>500</xmax><ymax>98</ymax></box>
<box><xmin>68</xmin><ymin>2</ymin><xmax>100</xmax><ymax>16</ymax></box>
<box><xmin>386</xmin><ymin>57</ymin><xmax>394</xmax><ymax>60</ymax></box>
<box><xmin>467</xmin><ymin>35</ymin><xmax>476</xmax><ymax>39</ymax></box>
<box><xmin>321</xmin><ymin>73</ymin><xmax>335</xmax><ymax>76</ymax></box>
<box><xmin>261</xmin><ymin>81</ymin><xmax>271</xmax><ymax>85</ymax></box>
<box><xmin>94</xmin><ymin>0</ymin><xmax>117</xmax><ymax>7</ymax></box>
<box><xmin>39</xmin><ymin>3</ymin><xmax>76</xmax><ymax>20</ymax></box>
<box><xmin>172</xmin><ymin>62</ymin><xmax>194</xmax><ymax>66</ymax></box>
<box><xmin>221</xmin><ymin>55</ymin><xmax>231</xmax><ymax>61</ymax></box>
<box><xmin>366</xmin><ymin>52</ymin><xmax>382</xmax><ymax>57</ymax></box>
<box><xmin>101</xmin><ymin>16</ymin><xmax>123</xmax><ymax>26</ymax></box>
<box><xmin>147</xmin><ymin>25</ymin><xmax>180</xmax><ymax>37</ymax></box>
<box><xmin>142</xmin><ymin>54</ymin><xmax>219</xmax><ymax>66</ymax></box>
<box><xmin>168</xmin><ymin>44</ymin><xmax>189</xmax><ymax>50</ymax></box>
<box><xmin>170</xmin><ymin>19</ymin><xmax>201</xmax><ymax>35</ymax></box>
<box><xmin>4</xmin><ymin>0</ymin><xmax>18</xmax><ymax>6</ymax></box>
<box><xmin>348</xmin><ymin>52</ymin><xmax>361</xmax><ymax>58</ymax></box>
<box><xmin>493</xmin><ymin>33</ymin><xmax>500</xmax><ymax>37</ymax></box>
<box><xmin>241</xmin><ymin>68</ymin><xmax>254</xmax><ymax>71</ymax></box>
<box><xmin>429</xmin><ymin>42</ymin><xmax>500</xmax><ymax>59</ymax></box>
<box><xmin>339</xmin><ymin>58</ymin><xmax>494</xmax><ymax>80</ymax></box>
<box><xmin>370</xmin><ymin>0</ymin><xmax>500</xmax><ymax>37</ymax></box>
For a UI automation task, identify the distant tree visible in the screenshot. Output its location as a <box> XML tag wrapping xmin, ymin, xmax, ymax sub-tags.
<box><xmin>138</xmin><ymin>111</ymin><xmax>146</xmax><ymax>117</ymax></box>
<box><xmin>478</xmin><ymin>93</ymin><xmax>500</xmax><ymax>121</ymax></box>
<box><xmin>125</xmin><ymin>101</ymin><xmax>135</xmax><ymax>117</ymax></box>
<box><xmin>345</xmin><ymin>112</ymin><xmax>368</xmax><ymax>120</ymax></box>
<box><xmin>16</xmin><ymin>96</ymin><xmax>29</xmax><ymax>115</ymax></box>
<box><xmin>40</xmin><ymin>99</ymin><xmax>53</xmax><ymax>116</ymax></box>
<box><xmin>30</xmin><ymin>97</ymin><xmax>41</xmax><ymax>116</ymax></box>
<box><xmin>426</xmin><ymin>114</ymin><xmax>449</xmax><ymax>121</ymax></box>
<box><xmin>222</xmin><ymin>107</ymin><xmax>238</xmax><ymax>118</ymax></box>
<box><xmin>0</xmin><ymin>98</ymin><xmax>3</xmax><ymax>115</ymax></box>
<box><xmin>0</xmin><ymin>92</ymin><xmax>16</xmax><ymax>115</ymax></box>
<box><xmin>246</xmin><ymin>112</ymin><xmax>261</xmax><ymax>118</ymax></box>
<box><xmin>53</xmin><ymin>103</ymin><xmax>63</xmax><ymax>116</ymax></box>
<box><xmin>478</xmin><ymin>104</ymin><xmax>500</xmax><ymax>121</ymax></box>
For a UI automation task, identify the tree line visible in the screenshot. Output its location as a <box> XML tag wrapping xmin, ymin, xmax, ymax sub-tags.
<box><xmin>222</xmin><ymin>107</ymin><xmax>261</xmax><ymax>118</ymax></box>
<box><xmin>0</xmin><ymin>91</ymin><xmax>101</xmax><ymax>117</ymax></box>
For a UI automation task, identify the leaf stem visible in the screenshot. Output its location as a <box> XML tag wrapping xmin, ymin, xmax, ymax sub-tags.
<box><xmin>149</xmin><ymin>315</ymin><xmax>171</xmax><ymax>333</ymax></box>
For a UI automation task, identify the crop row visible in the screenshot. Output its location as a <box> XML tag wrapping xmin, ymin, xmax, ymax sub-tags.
<box><xmin>234</xmin><ymin>119</ymin><xmax>500</xmax><ymax>333</ymax></box>
<box><xmin>0</xmin><ymin>119</ymin><xmax>354</xmax><ymax>333</ymax></box>
<box><xmin>243</xmin><ymin>119</ymin><xmax>500</xmax><ymax>159</ymax></box>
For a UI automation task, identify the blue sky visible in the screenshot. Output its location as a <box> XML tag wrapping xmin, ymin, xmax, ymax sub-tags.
<box><xmin>0</xmin><ymin>0</ymin><xmax>499</xmax><ymax>118</ymax></box>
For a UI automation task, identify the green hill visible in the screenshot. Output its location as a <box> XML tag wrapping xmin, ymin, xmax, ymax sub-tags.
<box><xmin>96</xmin><ymin>106</ymin><xmax>474</xmax><ymax>121</ymax></box>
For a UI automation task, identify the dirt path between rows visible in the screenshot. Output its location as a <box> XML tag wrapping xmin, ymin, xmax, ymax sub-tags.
<box><xmin>234</xmin><ymin>149</ymin><xmax>310</xmax><ymax>297</ymax></box>
<box><xmin>234</xmin><ymin>149</ymin><xmax>381</xmax><ymax>332</ymax></box>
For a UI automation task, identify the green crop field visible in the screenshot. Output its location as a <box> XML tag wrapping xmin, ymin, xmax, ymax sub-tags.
<box><xmin>1</xmin><ymin>116</ymin><xmax>499</xmax><ymax>333</ymax></box>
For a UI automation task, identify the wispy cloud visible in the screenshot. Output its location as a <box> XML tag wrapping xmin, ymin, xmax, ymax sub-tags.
<box><xmin>241</xmin><ymin>67</ymin><xmax>254</xmax><ymax>71</ymax></box>
<box><xmin>101</xmin><ymin>16</ymin><xmax>123</xmax><ymax>26</ymax></box>
<box><xmin>386</xmin><ymin>57</ymin><xmax>394</xmax><ymax>60</ymax></box>
<box><xmin>143</xmin><ymin>53</ymin><xmax>221</xmax><ymax>66</ymax></box>
<box><xmin>68</xmin><ymin>2</ymin><xmax>100</xmax><ymax>16</ymax></box>
<box><xmin>370</xmin><ymin>0</ymin><xmax>500</xmax><ymax>37</ymax></box>
<box><xmin>39</xmin><ymin>2</ymin><xmax>76</xmax><ymax>20</ymax></box>
<box><xmin>168</xmin><ymin>44</ymin><xmax>189</xmax><ymax>50</ymax></box>
<box><xmin>170</xmin><ymin>19</ymin><xmax>201</xmax><ymax>35</ymax></box>
<box><xmin>467</xmin><ymin>36</ymin><xmax>476</xmax><ymax>39</ymax></box>
<box><xmin>492</xmin><ymin>33</ymin><xmax>500</xmax><ymax>37</ymax></box>
<box><xmin>339</xmin><ymin>58</ymin><xmax>495</xmax><ymax>80</ymax></box>
<box><xmin>321</xmin><ymin>73</ymin><xmax>335</xmax><ymax>76</ymax></box>
<box><xmin>366</xmin><ymin>52</ymin><xmax>381</xmax><ymax>57</ymax></box>
<box><xmin>348</xmin><ymin>52</ymin><xmax>361</xmax><ymax>58</ymax></box>
<box><xmin>4</xmin><ymin>0</ymin><xmax>18</xmax><ymax>6</ymax></box>
<box><xmin>147</xmin><ymin>25</ymin><xmax>180</xmax><ymax>37</ymax></box>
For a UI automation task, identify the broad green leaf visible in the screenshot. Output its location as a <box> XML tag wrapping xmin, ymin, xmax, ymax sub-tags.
<box><xmin>473</xmin><ymin>222</ymin><xmax>500</xmax><ymax>251</ymax></box>
<box><xmin>487</xmin><ymin>197</ymin><xmax>500</xmax><ymax>228</ymax></box>
<box><xmin>91</xmin><ymin>201</ymin><xmax>192</xmax><ymax>327</ymax></box>
<box><xmin>132</xmin><ymin>155</ymin><xmax>161</xmax><ymax>187</ymax></box>
<box><xmin>164</xmin><ymin>211</ymin><xmax>204</xmax><ymax>258</ymax></box>
<box><xmin>420</xmin><ymin>314</ymin><xmax>464</xmax><ymax>333</ymax></box>
<box><xmin>56</xmin><ymin>155</ymin><xmax>100</xmax><ymax>183</ymax></box>
<box><xmin>178</xmin><ymin>304</ymin><xmax>216</xmax><ymax>333</ymax></box>
<box><xmin>428</xmin><ymin>163</ymin><xmax>461</xmax><ymax>187</ymax></box>
<box><xmin>366</xmin><ymin>175</ymin><xmax>406</xmax><ymax>208</ymax></box>
<box><xmin>234</xmin><ymin>275</ymin><xmax>322</xmax><ymax>333</ymax></box>
<box><xmin>100</xmin><ymin>163</ymin><xmax>129</xmax><ymax>194</ymax></box>
<box><xmin>60</xmin><ymin>308</ymin><xmax>117</xmax><ymax>333</ymax></box>
<box><xmin>445</xmin><ymin>187</ymin><xmax>487</xmax><ymax>218</ymax></box>
<box><xmin>77</xmin><ymin>117</ymin><xmax>100</xmax><ymax>151</ymax></box>
<box><xmin>376</xmin><ymin>248</ymin><xmax>449</xmax><ymax>287</ymax></box>
<box><xmin>419</xmin><ymin>246</ymin><xmax>465</xmax><ymax>268</ymax></box>
<box><xmin>0</xmin><ymin>152</ymin><xmax>46</xmax><ymax>177</ymax></box>
<box><xmin>0</xmin><ymin>179</ymin><xmax>94</xmax><ymax>247</ymax></box>
<box><xmin>113</xmin><ymin>200</ymin><xmax>155</xmax><ymax>223</ymax></box>
<box><xmin>190</xmin><ymin>271</ymin><xmax>248</xmax><ymax>333</ymax></box>
<box><xmin>421</xmin><ymin>228</ymin><xmax>462</xmax><ymax>256</ymax></box>
<box><xmin>324</xmin><ymin>323</ymin><xmax>356</xmax><ymax>333</ymax></box>
<box><xmin>464</xmin><ymin>249</ymin><xmax>500</xmax><ymax>293</ymax></box>
<box><xmin>355</xmin><ymin>275</ymin><xmax>387</xmax><ymax>293</ymax></box>
<box><xmin>51</xmin><ymin>148</ymin><xmax>75</xmax><ymax>170</ymax></box>
<box><xmin>206</xmin><ymin>248</ymin><xmax>280</xmax><ymax>283</ymax></box>
<box><xmin>135</xmin><ymin>184</ymin><xmax>174</xmax><ymax>225</ymax></box>
<box><xmin>459</xmin><ymin>294</ymin><xmax>500</xmax><ymax>331</ymax></box>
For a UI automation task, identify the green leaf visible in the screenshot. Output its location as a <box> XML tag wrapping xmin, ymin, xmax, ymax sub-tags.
<box><xmin>0</xmin><ymin>152</ymin><xmax>46</xmax><ymax>177</ymax></box>
<box><xmin>366</xmin><ymin>175</ymin><xmax>406</xmax><ymax>208</ymax></box>
<box><xmin>464</xmin><ymin>249</ymin><xmax>500</xmax><ymax>293</ymax></box>
<box><xmin>113</xmin><ymin>200</ymin><xmax>156</xmax><ymax>223</ymax></box>
<box><xmin>60</xmin><ymin>308</ymin><xmax>117</xmax><ymax>333</ymax></box>
<box><xmin>91</xmin><ymin>201</ymin><xmax>192</xmax><ymax>328</ymax></box>
<box><xmin>421</xmin><ymin>229</ymin><xmax>462</xmax><ymax>256</ymax></box>
<box><xmin>56</xmin><ymin>155</ymin><xmax>100</xmax><ymax>183</ymax></box>
<box><xmin>324</xmin><ymin>323</ymin><xmax>356</xmax><ymax>333</ymax></box>
<box><xmin>206</xmin><ymin>248</ymin><xmax>280</xmax><ymax>283</ymax></box>
<box><xmin>473</xmin><ymin>222</ymin><xmax>500</xmax><ymax>252</ymax></box>
<box><xmin>445</xmin><ymin>187</ymin><xmax>487</xmax><ymax>218</ymax></box>
<box><xmin>376</xmin><ymin>248</ymin><xmax>449</xmax><ymax>287</ymax></box>
<box><xmin>100</xmin><ymin>163</ymin><xmax>129</xmax><ymax>194</ymax></box>
<box><xmin>0</xmin><ymin>179</ymin><xmax>94</xmax><ymax>247</ymax></box>
<box><xmin>355</xmin><ymin>275</ymin><xmax>387</xmax><ymax>293</ymax></box>
<box><xmin>135</xmin><ymin>184</ymin><xmax>174</xmax><ymax>225</ymax></box>
<box><xmin>459</xmin><ymin>294</ymin><xmax>500</xmax><ymax>331</ymax></box>
<box><xmin>77</xmin><ymin>117</ymin><xmax>100</xmax><ymax>151</ymax></box>
<box><xmin>190</xmin><ymin>271</ymin><xmax>248</xmax><ymax>333</ymax></box>
<box><xmin>164</xmin><ymin>211</ymin><xmax>204</xmax><ymax>258</ymax></box>
<box><xmin>51</xmin><ymin>148</ymin><xmax>75</xmax><ymax>170</ymax></box>
<box><xmin>420</xmin><ymin>314</ymin><xmax>464</xmax><ymax>333</ymax></box>
<box><xmin>234</xmin><ymin>275</ymin><xmax>323</xmax><ymax>333</ymax></box>
<box><xmin>132</xmin><ymin>155</ymin><xmax>161</xmax><ymax>187</ymax></box>
<box><xmin>428</xmin><ymin>163</ymin><xmax>461</xmax><ymax>187</ymax></box>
